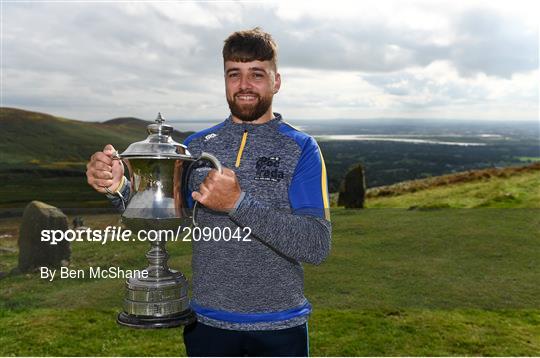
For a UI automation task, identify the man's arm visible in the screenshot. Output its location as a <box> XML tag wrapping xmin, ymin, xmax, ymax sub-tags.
<box><xmin>194</xmin><ymin>136</ymin><xmax>332</xmax><ymax>265</ymax></box>
<box><xmin>229</xmin><ymin>195</ymin><xmax>331</xmax><ymax>265</ymax></box>
<box><xmin>230</xmin><ymin>136</ymin><xmax>331</xmax><ymax>265</ymax></box>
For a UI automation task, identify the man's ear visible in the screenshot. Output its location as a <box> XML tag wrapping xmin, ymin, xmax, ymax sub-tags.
<box><xmin>273</xmin><ymin>73</ymin><xmax>281</xmax><ymax>94</ymax></box>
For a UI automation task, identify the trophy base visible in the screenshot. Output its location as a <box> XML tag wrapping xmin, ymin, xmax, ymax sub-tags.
<box><xmin>118</xmin><ymin>268</ymin><xmax>194</xmax><ymax>329</ymax></box>
<box><xmin>117</xmin><ymin>309</ymin><xmax>196</xmax><ymax>329</ymax></box>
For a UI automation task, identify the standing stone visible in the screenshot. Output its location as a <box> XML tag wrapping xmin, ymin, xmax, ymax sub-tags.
<box><xmin>338</xmin><ymin>163</ymin><xmax>367</xmax><ymax>209</ymax></box>
<box><xmin>18</xmin><ymin>201</ymin><xmax>71</xmax><ymax>272</ymax></box>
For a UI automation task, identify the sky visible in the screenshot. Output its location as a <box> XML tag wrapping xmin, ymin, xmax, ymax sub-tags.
<box><xmin>1</xmin><ymin>0</ymin><xmax>539</xmax><ymax>123</ymax></box>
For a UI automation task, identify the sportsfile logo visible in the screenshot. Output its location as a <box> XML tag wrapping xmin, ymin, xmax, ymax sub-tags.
<box><xmin>40</xmin><ymin>226</ymin><xmax>251</xmax><ymax>245</ymax></box>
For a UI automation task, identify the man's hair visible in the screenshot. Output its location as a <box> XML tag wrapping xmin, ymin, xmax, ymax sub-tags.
<box><xmin>223</xmin><ymin>27</ymin><xmax>278</xmax><ymax>70</ymax></box>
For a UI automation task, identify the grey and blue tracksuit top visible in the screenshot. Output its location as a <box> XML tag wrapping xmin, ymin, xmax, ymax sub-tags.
<box><xmin>113</xmin><ymin>113</ymin><xmax>332</xmax><ymax>330</ymax></box>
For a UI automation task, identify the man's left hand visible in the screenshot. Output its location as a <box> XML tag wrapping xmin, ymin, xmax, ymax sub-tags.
<box><xmin>192</xmin><ymin>168</ymin><xmax>241</xmax><ymax>212</ymax></box>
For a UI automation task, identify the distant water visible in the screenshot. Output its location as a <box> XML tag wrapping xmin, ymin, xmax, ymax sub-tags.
<box><xmin>315</xmin><ymin>134</ymin><xmax>488</xmax><ymax>146</ymax></box>
<box><xmin>169</xmin><ymin>120</ymin><xmax>496</xmax><ymax>147</ymax></box>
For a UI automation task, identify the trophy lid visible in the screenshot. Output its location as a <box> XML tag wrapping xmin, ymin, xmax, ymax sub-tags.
<box><xmin>118</xmin><ymin>112</ymin><xmax>192</xmax><ymax>159</ymax></box>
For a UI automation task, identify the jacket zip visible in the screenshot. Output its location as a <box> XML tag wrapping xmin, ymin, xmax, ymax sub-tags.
<box><xmin>235</xmin><ymin>130</ymin><xmax>248</xmax><ymax>167</ymax></box>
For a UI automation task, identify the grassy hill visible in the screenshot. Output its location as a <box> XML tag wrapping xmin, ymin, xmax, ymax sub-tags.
<box><xmin>366</xmin><ymin>163</ymin><xmax>540</xmax><ymax>209</ymax></box>
<box><xmin>1</xmin><ymin>107</ymin><xmax>539</xmax><ymax>354</ymax></box>
<box><xmin>0</xmin><ymin>107</ymin><xmax>190</xmax><ymax>166</ymax></box>
<box><xmin>0</xmin><ymin>168</ymin><xmax>539</xmax><ymax>355</ymax></box>
<box><xmin>0</xmin><ymin>108</ymin><xmax>192</xmax><ymax>210</ymax></box>
<box><xmin>329</xmin><ymin>163</ymin><xmax>540</xmax><ymax>209</ymax></box>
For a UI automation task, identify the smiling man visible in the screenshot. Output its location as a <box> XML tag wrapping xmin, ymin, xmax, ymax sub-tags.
<box><xmin>222</xmin><ymin>35</ymin><xmax>280</xmax><ymax>125</ymax></box>
<box><xmin>86</xmin><ymin>28</ymin><xmax>331</xmax><ymax>356</ymax></box>
<box><xmin>180</xmin><ymin>28</ymin><xmax>332</xmax><ymax>357</ymax></box>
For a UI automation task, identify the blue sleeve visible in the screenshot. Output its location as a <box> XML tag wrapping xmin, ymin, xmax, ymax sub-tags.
<box><xmin>289</xmin><ymin>137</ymin><xmax>331</xmax><ymax>220</ymax></box>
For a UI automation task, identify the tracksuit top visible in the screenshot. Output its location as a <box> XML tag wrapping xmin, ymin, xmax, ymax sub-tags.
<box><xmin>112</xmin><ymin>113</ymin><xmax>332</xmax><ymax>330</ymax></box>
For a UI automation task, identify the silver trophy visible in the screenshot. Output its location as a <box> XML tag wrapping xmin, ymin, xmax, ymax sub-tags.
<box><xmin>113</xmin><ymin>113</ymin><xmax>221</xmax><ymax>328</ymax></box>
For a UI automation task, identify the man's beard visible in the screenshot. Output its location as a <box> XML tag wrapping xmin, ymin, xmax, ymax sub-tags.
<box><xmin>227</xmin><ymin>91</ymin><xmax>272</xmax><ymax>122</ymax></box>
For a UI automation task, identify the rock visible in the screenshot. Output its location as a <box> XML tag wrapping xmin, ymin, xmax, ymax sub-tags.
<box><xmin>18</xmin><ymin>201</ymin><xmax>71</xmax><ymax>272</ymax></box>
<box><xmin>338</xmin><ymin>163</ymin><xmax>366</xmax><ymax>209</ymax></box>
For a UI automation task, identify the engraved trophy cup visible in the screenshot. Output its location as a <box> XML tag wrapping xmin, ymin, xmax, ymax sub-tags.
<box><xmin>114</xmin><ymin>113</ymin><xmax>221</xmax><ymax>328</ymax></box>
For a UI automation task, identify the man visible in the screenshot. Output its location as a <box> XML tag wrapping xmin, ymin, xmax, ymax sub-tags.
<box><xmin>86</xmin><ymin>28</ymin><xmax>331</xmax><ymax>356</ymax></box>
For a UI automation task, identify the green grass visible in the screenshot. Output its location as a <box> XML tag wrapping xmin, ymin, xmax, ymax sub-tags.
<box><xmin>310</xmin><ymin>308</ymin><xmax>540</xmax><ymax>356</ymax></box>
<box><xmin>367</xmin><ymin>170</ymin><xmax>540</xmax><ymax>209</ymax></box>
<box><xmin>1</xmin><ymin>208</ymin><xmax>539</xmax><ymax>356</ymax></box>
<box><xmin>0</xmin><ymin>309</ymin><xmax>188</xmax><ymax>356</ymax></box>
<box><xmin>517</xmin><ymin>156</ymin><xmax>540</xmax><ymax>163</ymax></box>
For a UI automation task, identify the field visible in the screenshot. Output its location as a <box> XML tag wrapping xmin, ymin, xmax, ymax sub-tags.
<box><xmin>1</xmin><ymin>182</ymin><xmax>539</xmax><ymax>355</ymax></box>
<box><xmin>1</xmin><ymin>108</ymin><xmax>539</xmax><ymax>355</ymax></box>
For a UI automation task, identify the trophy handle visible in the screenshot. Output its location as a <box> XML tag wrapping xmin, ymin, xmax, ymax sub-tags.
<box><xmin>197</xmin><ymin>152</ymin><xmax>223</xmax><ymax>174</ymax></box>
<box><xmin>188</xmin><ymin>152</ymin><xmax>223</xmax><ymax>227</ymax></box>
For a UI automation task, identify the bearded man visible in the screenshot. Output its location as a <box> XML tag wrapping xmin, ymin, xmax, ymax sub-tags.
<box><xmin>86</xmin><ymin>28</ymin><xmax>331</xmax><ymax>357</ymax></box>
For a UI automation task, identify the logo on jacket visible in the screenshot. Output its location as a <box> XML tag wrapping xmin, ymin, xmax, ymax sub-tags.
<box><xmin>204</xmin><ymin>133</ymin><xmax>217</xmax><ymax>141</ymax></box>
<box><xmin>255</xmin><ymin>156</ymin><xmax>284</xmax><ymax>182</ymax></box>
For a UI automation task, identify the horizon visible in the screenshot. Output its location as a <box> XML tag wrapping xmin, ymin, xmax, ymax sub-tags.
<box><xmin>2</xmin><ymin>106</ymin><xmax>539</xmax><ymax>125</ymax></box>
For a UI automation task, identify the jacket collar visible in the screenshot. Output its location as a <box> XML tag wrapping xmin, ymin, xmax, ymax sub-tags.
<box><xmin>224</xmin><ymin>113</ymin><xmax>282</xmax><ymax>133</ymax></box>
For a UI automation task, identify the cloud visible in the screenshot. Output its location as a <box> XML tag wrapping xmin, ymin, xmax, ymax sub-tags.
<box><xmin>270</xmin><ymin>4</ymin><xmax>538</xmax><ymax>77</ymax></box>
<box><xmin>1</xmin><ymin>1</ymin><xmax>537</xmax><ymax>121</ymax></box>
<box><xmin>448</xmin><ymin>8</ymin><xmax>538</xmax><ymax>78</ymax></box>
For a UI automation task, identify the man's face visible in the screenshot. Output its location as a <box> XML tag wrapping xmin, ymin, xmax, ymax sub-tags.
<box><xmin>224</xmin><ymin>60</ymin><xmax>281</xmax><ymax>123</ymax></box>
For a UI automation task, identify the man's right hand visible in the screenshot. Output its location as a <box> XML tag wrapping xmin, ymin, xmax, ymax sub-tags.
<box><xmin>86</xmin><ymin>144</ymin><xmax>124</xmax><ymax>194</ymax></box>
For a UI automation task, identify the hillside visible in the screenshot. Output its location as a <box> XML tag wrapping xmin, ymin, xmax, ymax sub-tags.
<box><xmin>102</xmin><ymin>116</ymin><xmax>188</xmax><ymax>140</ymax></box>
<box><xmin>1</xmin><ymin>118</ymin><xmax>539</xmax><ymax>354</ymax></box>
<box><xmin>365</xmin><ymin>163</ymin><xmax>540</xmax><ymax>208</ymax></box>
<box><xmin>0</xmin><ymin>107</ymin><xmax>191</xmax><ymax>166</ymax></box>
<box><xmin>0</xmin><ymin>108</ymin><xmax>194</xmax><ymax>210</ymax></box>
<box><xmin>103</xmin><ymin>117</ymin><xmax>148</xmax><ymax>126</ymax></box>
<box><xmin>2</xmin><ymin>107</ymin><xmax>538</xmax><ymax>212</ymax></box>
